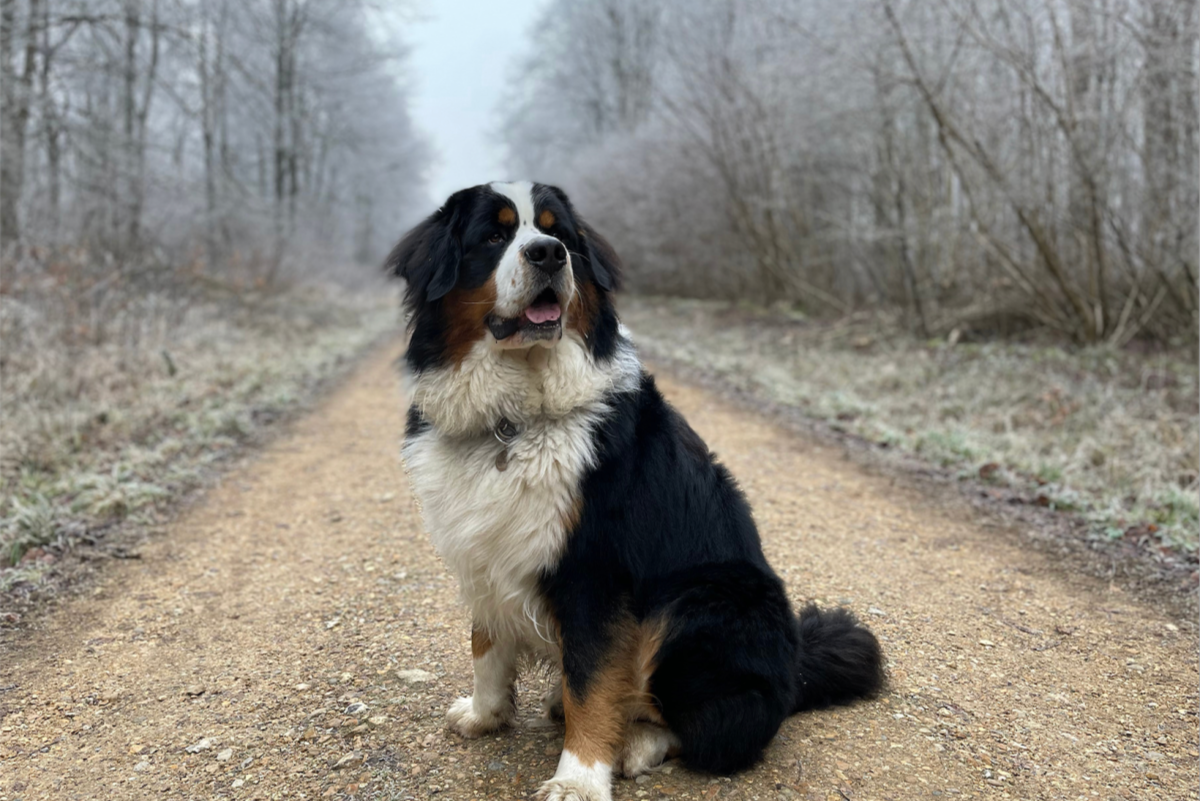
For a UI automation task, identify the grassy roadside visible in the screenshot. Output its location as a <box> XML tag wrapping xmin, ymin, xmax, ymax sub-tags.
<box><xmin>0</xmin><ymin>282</ymin><xmax>401</xmax><ymax>595</ymax></box>
<box><xmin>622</xmin><ymin>296</ymin><xmax>1199</xmax><ymax>558</ymax></box>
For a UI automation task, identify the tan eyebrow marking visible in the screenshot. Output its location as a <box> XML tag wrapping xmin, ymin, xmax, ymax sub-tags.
<box><xmin>498</xmin><ymin>207</ymin><xmax>516</xmax><ymax>225</ymax></box>
<box><xmin>538</xmin><ymin>209</ymin><xmax>555</xmax><ymax>228</ymax></box>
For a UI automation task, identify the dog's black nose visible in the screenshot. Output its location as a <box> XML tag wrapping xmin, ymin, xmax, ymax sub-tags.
<box><xmin>523</xmin><ymin>237</ymin><xmax>567</xmax><ymax>274</ymax></box>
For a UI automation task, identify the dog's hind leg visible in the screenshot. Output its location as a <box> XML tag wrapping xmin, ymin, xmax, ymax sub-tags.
<box><xmin>618</xmin><ymin>722</ymin><xmax>680</xmax><ymax>778</ymax></box>
<box><xmin>648</xmin><ymin>563</ymin><xmax>798</xmax><ymax>774</ymax></box>
<box><xmin>446</xmin><ymin>626</ymin><xmax>518</xmax><ymax>738</ymax></box>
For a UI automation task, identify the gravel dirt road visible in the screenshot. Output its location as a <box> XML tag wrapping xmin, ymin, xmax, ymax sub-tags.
<box><xmin>1</xmin><ymin>340</ymin><xmax>1196</xmax><ymax>801</ymax></box>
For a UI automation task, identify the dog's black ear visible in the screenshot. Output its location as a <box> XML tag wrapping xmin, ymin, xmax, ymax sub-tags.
<box><xmin>385</xmin><ymin>190</ymin><xmax>468</xmax><ymax>302</ymax></box>
<box><xmin>578</xmin><ymin>220</ymin><xmax>620</xmax><ymax>292</ymax></box>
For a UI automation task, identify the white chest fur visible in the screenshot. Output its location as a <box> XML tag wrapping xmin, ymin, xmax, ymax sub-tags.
<box><xmin>402</xmin><ymin>333</ymin><xmax>639</xmax><ymax>647</ymax></box>
<box><xmin>403</xmin><ymin>409</ymin><xmax>597</xmax><ymax>644</ymax></box>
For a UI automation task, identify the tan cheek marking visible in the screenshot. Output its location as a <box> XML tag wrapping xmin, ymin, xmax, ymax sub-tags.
<box><xmin>443</xmin><ymin>277</ymin><xmax>498</xmax><ymax>366</ymax></box>
<box><xmin>567</xmin><ymin>281</ymin><xmax>599</xmax><ymax>337</ymax></box>
<box><xmin>498</xmin><ymin>207</ymin><xmax>516</xmax><ymax>225</ymax></box>
<box><xmin>471</xmin><ymin>627</ymin><xmax>493</xmax><ymax>660</ymax></box>
<box><xmin>538</xmin><ymin>209</ymin><xmax>555</xmax><ymax>228</ymax></box>
<box><xmin>561</xmin><ymin>619</ymin><xmax>666</xmax><ymax>767</ymax></box>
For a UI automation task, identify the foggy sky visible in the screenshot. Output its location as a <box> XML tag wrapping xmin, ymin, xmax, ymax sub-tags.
<box><xmin>409</xmin><ymin>1</ymin><xmax>547</xmax><ymax>208</ymax></box>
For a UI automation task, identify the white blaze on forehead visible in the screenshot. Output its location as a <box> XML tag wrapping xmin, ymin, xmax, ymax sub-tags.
<box><xmin>489</xmin><ymin>180</ymin><xmax>572</xmax><ymax>321</ymax></box>
<box><xmin>489</xmin><ymin>181</ymin><xmax>537</xmax><ymax>228</ymax></box>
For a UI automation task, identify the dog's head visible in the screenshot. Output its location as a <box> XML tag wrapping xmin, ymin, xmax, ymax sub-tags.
<box><xmin>387</xmin><ymin>181</ymin><xmax>621</xmax><ymax>371</ymax></box>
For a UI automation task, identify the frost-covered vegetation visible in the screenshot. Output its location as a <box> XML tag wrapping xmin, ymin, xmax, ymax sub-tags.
<box><xmin>0</xmin><ymin>0</ymin><xmax>425</xmax><ymax>589</ymax></box>
<box><xmin>0</xmin><ymin>280</ymin><xmax>399</xmax><ymax>584</ymax></box>
<box><xmin>624</xmin><ymin>297</ymin><xmax>1199</xmax><ymax>554</ymax></box>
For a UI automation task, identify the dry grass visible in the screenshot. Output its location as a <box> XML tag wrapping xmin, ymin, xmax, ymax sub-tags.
<box><xmin>0</xmin><ymin>278</ymin><xmax>400</xmax><ymax>584</ymax></box>
<box><xmin>622</xmin><ymin>296</ymin><xmax>1199</xmax><ymax>555</ymax></box>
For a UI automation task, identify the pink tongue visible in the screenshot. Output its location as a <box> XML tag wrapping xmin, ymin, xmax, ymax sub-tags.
<box><xmin>524</xmin><ymin>303</ymin><xmax>561</xmax><ymax>324</ymax></box>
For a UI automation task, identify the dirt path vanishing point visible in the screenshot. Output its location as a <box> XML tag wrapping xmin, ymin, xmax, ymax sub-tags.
<box><xmin>1</xmin><ymin>340</ymin><xmax>1196</xmax><ymax>801</ymax></box>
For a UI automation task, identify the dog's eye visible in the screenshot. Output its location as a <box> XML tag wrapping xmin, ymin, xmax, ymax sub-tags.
<box><xmin>488</xmin><ymin>233</ymin><xmax>504</xmax><ymax>245</ymax></box>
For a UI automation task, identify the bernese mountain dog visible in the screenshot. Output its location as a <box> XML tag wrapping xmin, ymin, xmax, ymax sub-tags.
<box><xmin>388</xmin><ymin>181</ymin><xmax>885</xmax><ymax>801</ymax></box>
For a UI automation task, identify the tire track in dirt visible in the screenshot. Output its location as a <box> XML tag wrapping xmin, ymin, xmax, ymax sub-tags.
<box><xmin>0</xmin><ymin>341</ymin><xmax>1195</xmax><ymax>800</ymax></box>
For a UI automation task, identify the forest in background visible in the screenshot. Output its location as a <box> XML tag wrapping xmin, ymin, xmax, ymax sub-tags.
<box><xmin>504</xmin><ymin>0</ymin><xmax>1198</xmax><ymax>346</ymax></box>
<box><xmin>1</xmin><ymin>0</ymin><xmax>425</xmax><ymax>278</ymax></box>
<box><xmin>0</xmin><ymin>0</ymin><xmax>425</xmax><ymax>572</ymax></box>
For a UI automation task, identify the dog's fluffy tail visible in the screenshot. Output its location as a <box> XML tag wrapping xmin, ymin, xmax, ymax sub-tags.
<box><xmin>791</xmin><ymin>604</ymin><xmax>886</xmax><ymax>713</ymax></box>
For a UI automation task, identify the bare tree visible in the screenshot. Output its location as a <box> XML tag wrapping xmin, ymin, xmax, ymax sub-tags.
<box><xmin>0</xmin><ymin>0</ymin><xmax>426</xmax><ymax>281</ymax></box>
<box><xmin>0</xmin><ymin>0</ymin><xmax>40</xmax><ymax>252</ymax></box>
<box><xmin>503</xmin><ymin>0</ymin><xmax>1197</xmax><ymax>343</ymax></box>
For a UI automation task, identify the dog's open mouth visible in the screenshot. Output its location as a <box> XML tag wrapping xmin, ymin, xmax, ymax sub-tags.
<box><xmin>486</xmin><ymin>288</ymin><xmax>563</xmax><ymax>342</ymax></box>
<box><xmin>523</xmin><ymin>288</ymin><xmax>562</xmax><ymax>326</ymax></box>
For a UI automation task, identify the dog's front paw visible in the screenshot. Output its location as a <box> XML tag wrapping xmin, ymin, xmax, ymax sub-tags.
<box><xmin>445</xmin><ymin>696</ymin><xmax>513</xmax><ymax>738</ymax></box>
<box><xmin>533</xmin><ymin>778</ymin><xmax>611</xmax><ymax>801</ymax></box>
<box><xmin>534</xmin><ymin>752</ymin><xmax>612</xmax><ymax>801</ymax></box>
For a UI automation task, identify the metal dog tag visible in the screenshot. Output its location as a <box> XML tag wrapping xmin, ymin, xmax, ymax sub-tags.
<box><xmin>493</xmin><ymin>417</ymin><xmax>519</xmax><ymax>472</ymax></box>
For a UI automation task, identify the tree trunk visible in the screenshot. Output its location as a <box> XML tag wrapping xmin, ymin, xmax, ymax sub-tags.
<box><xmin>200</xmin><ymin>0</ymin><xmax>217</xmax><ymax>267</ymax></box>
<box><xmin>127</xmin><ymin>0</ymin><xmax>159</xmax><ymax>251</ymax></box>
<box><xmin>215</xmin><ymin>0</ymin><xmax>230</xmax><ymax>253</ymax></box>
<box><xmin>287</xmin><ymin>64</ymin><xmax>299</xmax><ymax>232</ymax></box>
<box><xmin>121</xmin><ymin>0</ymin><xmax>139</xmax><ymax>250</ymax></box>
<box><xmin>0</xmin><ymin>0</ymin><xmax>19</xmax><ymax>252</ymax></box>
<box><xmin>39</xmin><ymin>0</ymin><xmax>60</xmax><ymax>241</ymax></box>
<box><xmin>271</xmin><ymin>0</ymin><xmax>288</xmax><ymax>281</ymax></box>
<box><xmin>0</xmin><ymin>0</ymin><xmax>39</xmax><ymax>253</ymax></box>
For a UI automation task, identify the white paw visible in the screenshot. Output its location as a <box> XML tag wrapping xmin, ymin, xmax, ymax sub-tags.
<box><xmin>535</xmin><ymin>751</ymin><xmax>612</xmax><ymax>801</ymax></box>
<box><xmin>445</xmin><ymin>696</ymin><xmax>513</xmax><ymax>738</ymax></box>
<box><xmin>618</xmin><ymin>723</ymin><xmax>678</xmax><ymax>778</ymax></box>
<box><xmin>533</xmin><ymin>778</ymin><xmax>612</xmax><ymax>801</ymax></box>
